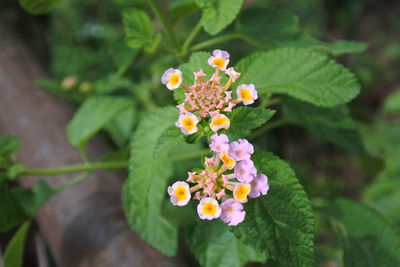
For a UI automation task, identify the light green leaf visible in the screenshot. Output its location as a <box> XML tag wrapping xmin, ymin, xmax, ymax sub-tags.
<box><xmin>93</xmin><ymin>74</ymin><xmax>134</xmax><ymax>94</ymax></box>
<box><xmin>67</xmin><ymin>96</ymin><xmax>133</xmax><ymax>148</ymax></box>
<box><xmin>238</xmin><ymin>48</ymin><xmax>360</xmax><ymax>107</ymax></box>
<box><xmin>232</xmin><ymin>151</ymin><xmax>314</xmax><ymax>267</ymax></box>
<box><xmin>186</xmin><ymin>221</ymin><xmax>266</xmax><ymax>267</ymax></box>
<box><xmin>0</xmin><ymin>135</ymin><xmax>21</xmax><ymax>157</ymax></box>
<box><xmin>0</xmin><ymin>180</ymin><xmax>25</xmax><ymax>232</ymax></box>
<box><xmin>225</xmin><ymin>107</ymin><xmax>275</xmax><ymax>140</ymax></box>
<box><xmin>122</xmin><ymin>107</ymin><xmax>180</xmax><ymax>256</ymax></box>
<box><xmin>3</xmin><ymin>221</ymin><xmax>31</xmax><ymax>267</ymax></box>
<box><xmin>19</xmin><ymin>0</ymin><xmax>59</xmax><ymax>15</ymax></box>
<box><xmin>283</xmin><ymin>97</ymin><xmax>365</xmax><ymax>153</ymax></box>
<box><xmin>10</xmin><ymin>181</ymin><xmax>55</xmax><ymax>217</ymax></box>
<box><xmin>105</xmin><ymin>105</ymin><xmax>136</xmax><ymax>147</ymax></box>
<box><xmin>330</xmin><ymin>199</ymin><xmax>400</xmax><ymax>266</ymax></box>
<box><xmin>123</xmin><ymin>8</ymin><xmax>161</xmax><ymax>52</ymax></box>
<box><xmin>383</xmin><ymin>88</ymin><xmax>400</xmax><ymax>114</ymax></box>
<box><xmin>196</xmin><ymin>0</ymin><xmax>244</xmax><ymax>35</ymax></box>
<box><xmin>174</xmin><ymin>52</ymin><xmax>214</xmax><ymax>103</ymax></box>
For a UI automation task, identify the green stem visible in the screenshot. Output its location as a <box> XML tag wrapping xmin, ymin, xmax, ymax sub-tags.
<box><xmin>21</xmin><ymin>161</ymin><xmax>129</xmax><ymax>176</ymax></box>
<box><xmin>182</xmin><ymin>20</ymin><xmax>203</xmax><ymax>54</ymax></box>
<box><xmin>191</xmin><ymin>33</ymin><xmax>241</xmax><ymax>51</ymax></box>
<box><xmin>149</xmin><ymin>0</ymin><xmax>180</xmax><ymax>51</ymax></box>
<box><xmin>250</xmin><ymin>119</ymin><xmax>290</xmax><ymax>139</ymax></box>
<box><xmin>54</xmin><ymin>172</ymin><xmax>90</xmax><ymax>193</ymax></box>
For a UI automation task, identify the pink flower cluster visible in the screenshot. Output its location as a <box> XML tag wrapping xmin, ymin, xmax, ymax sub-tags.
<box><xmin>161</xmin><ymin>49</ymin><xmax>258</xmax><ymax>135</ymax></box>
<box><xmin>167</xmin><ymin>134</ymin><xmax>269</xmax><ymax>226</ymax></box>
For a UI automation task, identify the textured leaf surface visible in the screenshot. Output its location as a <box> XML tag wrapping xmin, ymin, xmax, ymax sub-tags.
<box><xmin>3</xmin><ymin>221</ymin><xmax>31</xmax><ymax>267</ymax></box>
<box><xmin>186</xmin><ymin>221</ymin><xmax>266</xmax><ymax>267</ymax></box>
<box><xmin>122</xmin><ymin>107</ymin><xmax>180</xmax><ymax>256</ymax></box>
<box><xmin>238</xmin><ymin>48</ymin><xmax>360</xmax><ymax>107</ymax></box>
<box><xmin>383</xmin><ymin>89</ymin><xmax>400</xmax><ymax>113</ymax></box>
<box><xmin>283</xmin><ymin>97</ymin><xmax>365</xmax><ymax>153</ymax></box>
<box><xmin>67</xmin><ymin>96</ymin><xmax>133</xmax><ymax>147</ymax></box>
<box><xmin>196</xmin><ymin>0</ymin><xmax>244</xmax><ymax>35</ymax></box>
<box><xmin>232</xmin><ymin>152</ymin><xmax>314</xmax><ymax>267</ymax></box>
<box><xmin>330</xmin><ymin>199</ymin><xmax>400</xmax><ymax>266</ymax></box>
<box><xmin>225</xmin><ymin>107</ymin><xmax>275</xmax><ymax>140</ymax></box>
<box><xmin>19</xmin><ymin>0</ymin><xmax>59</xmax><ymax>15</ymax></box>
<box><xmin>123</xmin><ymin>8</ymin><xmax>160</xmax><ymax>51</ymax></box>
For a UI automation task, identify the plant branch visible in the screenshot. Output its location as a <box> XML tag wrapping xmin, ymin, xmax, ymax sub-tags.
<box><xmin>182</xmin><ymin>20</ymin><xmax>203</xmax><ymax>54</ymax></box>
<box><xmin>250</xmin><ymin>119</ymin><xmax>290</xmax><ymax>139</ymax></box>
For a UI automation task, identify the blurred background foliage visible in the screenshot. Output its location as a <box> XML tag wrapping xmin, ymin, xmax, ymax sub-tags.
<box><xmin>1</xmin><ymin>0</ymin><xmax>400</xmax><ymax>266</ymax></box>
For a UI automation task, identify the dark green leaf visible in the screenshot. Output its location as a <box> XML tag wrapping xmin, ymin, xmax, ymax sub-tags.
<box><xmin>383</xmin><ymin>89</ymin><xmax>400</xmax><ymax>114</ymax></box>
<box><xmin>19</xmin><ymin>0</ymin><xmax>60</xmax><ymax>15</ymax></box>
<box><xmin>3</xmin><ymin>221</ymin><xmax>31</xmax><ymax>267</ymax></box>
<box><xmin>196</xmin><ymin>0</ymin><xmax>244</xmax><ymax>35</ymax></box>
<box><xmin>105</xmin><ymin>105</ymin><xmax>136</xmax><ymax>147</ymax></box>
<box><xmin>283</xmin><ymin>97</ymin><xmax>365</xmax><ymax>153</ymax></box>
<box><xmin>122</xmin><ymin>107</ymin><xmax>180</xmax><ymax>256</ymax></box>
<box><xmin>225</xmin><ymin>107</ymin><xmax>275</xmax><ymax>140</ymax></box>
<box><xmin>0</xmin><ymin>180</ymin><xmax>26</xmax><ymax>232</ymax></box>
<box><xmin>186</xmin><ymin>221</ymin><xmax>266</xmax><ymax>267</ymax></box>
<box><xmin>238</xmin><ymin>48</ymin><xmax>361</xmax><ymax>107</ymax></box>
<box><xmin>232</xmin><ymin>151</ymin><xmax>314</xmax><ymax>267</ymax></box>
<box><xmin>67</xmin><ymin>96</ymin><xmax>133</xmax><ymax>147</ymax></box>
<box><xmin>0</xmin><ymin>135</ymin><xmax>21</xmax><ymax>157</ymax></box>
<box><xmin>330</xmin><ymin>199</ymin><xmax>400</xmax><ymax>266</ymax></box>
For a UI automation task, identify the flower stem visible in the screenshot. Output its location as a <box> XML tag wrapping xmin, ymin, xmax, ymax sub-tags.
<box><xmin>53</xmin><ymin>172</ymin><xmax>90</xmax><ymax>193</ymax></box>
<box><xmin>190</xmin><ymin>33</ymin><xmax>241</xmax><ymax>51</ymax></box>
<box><xmin>182</xmin><ymin>20</ymin><xmax>203</xmax><ymax>54</ymax></box>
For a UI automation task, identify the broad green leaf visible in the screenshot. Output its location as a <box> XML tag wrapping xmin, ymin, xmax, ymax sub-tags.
<box><xmin>196</xmin><ymin>0</ymin><xmax>244</xmax><ymax>35</ymax></box>
<box><xmin>283</xmin><ymin>97</ymin><xmax>365</xmax><ymax>153</ymax></box>
<box><xmin>0</xmin><ymin>135</ymin><xmax>20</xmax><ymax>157</ymax></box>
<box><xmin>232</xmin><ymin>151</ymin><xmax>314</xmax><ymax>267</ymax></box>
<box><xmin>123</xmin><ymin>8</ymin><xmax>161</xmax><ymax>52</ymax></box>
<box><xmin>10</xmin><ymin>181</ymin><xmax>55</xmax><ymax>217</ymax></box>
<box><xmin>238</xmin><ymin>48</ymin><xmax>361</xmax><ymax>107</ymax></box>
<box><xmin>0</xmin><ymin>180</ymin><xmax>25</xmax><ymax>232</ymax></box>
<box><xmin>186</xmin><ymin>221</ymin><xmax>266</xmax><ymax>267</ymax></box>
<box><xmin>93</xmin><ymin>74</ymin><xmax>134</xmax><ymax>94</ymax></box>
<box><xmin>330</xmin><ymin>199</ymin><xmax>400</xmax><ymax>266</ymax></box>
<box><xmin>225</xmin><ymin>107</ymin><xmax>275</xmax><ymax>140</ymax></box>
<box><xmin>169</xmin><ymin>0</ymin><xmax>199</xmax><ymax>23</ymax></box>
<box><xmin>236</xmin><ymin>7</ymin><xmax>367</xmax><ymax>56</ymax></box>
<box><xmin>67</xmin><ymin>96</ymin><xmax>133</xmax><ymax>147</ymax></box>
<box><xmin>122</xmin><ymin>107</ymin><xmax>181</xmax><ymax>256</ymax></box>
<box><xmin>19</xmin><ymin>0</ymin><xmax>59</xmax><ymax>15</ymax></box>
<box><xmin>363</xmin><ymin>179</ymin><xmax>400</xmax><ymax>224</ymax></box>
<box><xmin>383</xmin><ymin>88</ymin><xmax>400</xmax><ymax>113</ymax></box>
<box><xmin>174</xmin><ymin>52</ymin><xmax>214</xmax><ymax>103</ymax></box>
<box><xmin>3</xmin><ymin>221</ymin><xmax>31</xmax><ymax>267</ymax></box>
<box><xmin>105</xmin><ymin>105</ymin><xmax>136</xmax><ymax>147</ymax></box>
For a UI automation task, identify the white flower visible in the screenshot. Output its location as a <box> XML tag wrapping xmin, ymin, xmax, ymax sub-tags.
<box><xmin>237</xmin><ymin>84</ymin><xmax>258</xmax><ymax>105</ymax></box>
<box><xmin>233</xmin><ymin>183</ymin><xmax>251</xmax><ymax>203</ymax></box>
<box><xmin>167</xmin><ymin>181</ymin><xmax>191</xmax><ymax>206</ymax></box>
<box><xmin>176</xmin><ymin>112</ymin><xmax>199</xmax><ymax>135</ymax></box>
<box><xmin>161</xmin><ymin>68</ymin><xmax>182</xmax><ymax>90</ymax></box>
<box><xmin>208</xmin><ymin>49</ymin><xmax>230</xmax><ymax>71</ymax></box>
<box><xmin>210</xmin><ymin>114</ymin><xmax>230</xmax><ymax>132</ymax></box>
<box><xmin>197</xmin><ymin>197</ymin><xmax>221</xmax><ymax>220</ymax></box>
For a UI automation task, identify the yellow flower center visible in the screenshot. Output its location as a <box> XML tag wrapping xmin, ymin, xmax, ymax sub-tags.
<box><xmin>202</xmin><ymin>202</ymin><xmax>218</xmax><ymax>216</ymax></box>
<box><xmin>212</xmin><ymin>58</ymin><xmax>226</xmax><ymax>69</ymax></box>
<box><xmin>169</xmin><ymin>73</ymin><xmax>181</xmax><ymax>87</ymax></box>
<box><xmin>220</xmin><ymin>152</ymin><xmax>236</xmax><ymax>169</ymax></box>
<box><xmin>211</xmin><ymin>116</ymin><xmax>228</xmax><ymax>127</ymax></box>
<box><xmin>181</xmin><ymin>117</ymin><xmax>195</xmax><ymax>131</ymax></box>
<box><xmin>235</xmin><ymin>185</ymin><xmax>250</xmax><ymax>201</ymax></box>
<box><xmin>173</xmin><ymin>185</ymin><xmax>188</xmax><ymax>202</ymax></box>
<box><xmin>239</xmin><ymin>89</ymin><xmax>253</xmax><ymax>102</ymax></box>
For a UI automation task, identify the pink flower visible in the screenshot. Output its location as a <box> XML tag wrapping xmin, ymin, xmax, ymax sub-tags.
<box><xmin>233</xmin><ymin>183</ymin><xmax>251</xmax><ymax>203</ymax></box>
<box><xmin>234</xmin><ymin>159</ymin><xmax>256</xmax><ymax>183</ymax></box>
<box><xmin>208</xmin><ymin>49</ymin><xmax>230</xmax><ymax>71</ymax></box>
<box><xmin>161</xmin><ymin>68</ymin><xmax>182</xmax><ymax>90</ymax></box>
<box><xmin>210</xmin><ymin>133</ymin><xmax>229</xmax><ymax>153</ymax></box>
<box><xmin>193</xmin><ymin>69</ymin><xmax>206</xmax><ymax>80</ymax></box>
<box><xmin>229</xmin><ymin>139</ymin><xmax>254</xmax><ymax>161</ymax></box>
<box><xmin>237</xmin><ymin>84</ymin><xmax>258</xmax><ymax>105</ymax></box>
<box><xmin>197</xmin><ymin>197</ymin><xmax>221</xmax><ymax>220</ymax></box>
<box><xmin>220</xmin><ymin>199</ymin><xmax>246</xmax><ymax>226</ymax></box>
<box><xmin>210</xmin><ymin>114</ymin><xmax>230</xmax><ymax>132</ymax></box>
<box><xmin>225</xmin><ymin>67</ymin><xmax>241</xmax><ymax>82</ymax></box>
<box><xmin>249</xmin><ymin>174</ymin><xmax>269</xmax><ymax>198</ymax></box>
<box><xmin>167</xmin><ymin>181</ymin><xmax>191</xmax><ymax>206</ymax></box>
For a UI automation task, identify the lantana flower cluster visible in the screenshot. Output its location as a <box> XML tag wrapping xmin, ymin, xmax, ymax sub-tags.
<box><xmin>167</xmin><ymin>134</ymin><xmax>269</xmax><ymax>226</ymax></box>
<box><xmin>161</xmin><ymin>49</ymin><xmax>258</xmax><ymax>135</ymax></box>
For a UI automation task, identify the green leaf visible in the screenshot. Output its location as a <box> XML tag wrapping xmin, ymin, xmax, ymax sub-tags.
<box><xmin>67</xmin><ymin>96</ymin><xmax>133</xmax><ymax>148</ymax></box>
<box><xmin>225</xmin><ymin>107</ymin><xmax>275</xmax><ymax>140</ymax></box>
<box><xmin>123</xmin><ymin>8</ymin><xmax>161</xmax><ymax>52</ymax></box>
<box><xmin>169</xmin><ymin>0</ymin><xmax>199</xmax><ymax>23</ymax></box>
<box><xmin>363</xmin><ymin>179</ymin><xmax>400</xmax><ymax>224</ymax></box>
<box><xmin>238</xmin><ymin>48</ymin><xmax>361</xmax><ymax>107</ymax></box>
<box><xmin>174</xmin><ymin>51</ymin><xmax>214</xmax><ymax>103</ymax></box>
<box><xmin>196</xmin><ymin>0</ymin><xmax>244</xmax><ymax>35</ymax></box>
<box><xmin>0</xmin><ymin>180</ymin><xmax>25</xmax><ymax>232</ymax></box>
<box><xmin>105</xmin><ymin>105</ymin><xmax>136</xmax><ymax>147</ymax></box>
<box><xmin>186</xmin><ymin>221</ymin><xmax>266</xmax><ymax>267</ymax></box>
<box><xmin>283</xmin><ymin>97</ymin><xmax>365</xmax><ymax>153</ymax></box>
<box><xmin>19</xmin><ymin>0</ymin><xmax>60</xmax><ymax>15</ymax></box>
<box><xmin>330</xmin><ymin>199</ymin><xmax>400</xmax><ymax>266</ymax></box>
<box><xmin>232</xmin><ymin>151</ymin><xmax>314</xmax><ymax>267</ymax></box>
<box><xmin>383</xmin><ymin>88</ymin><xmax>400</xmax><ymax>114</ymax></box>
<box><xmin>93</xmin><ymin>74</ymin><xmax>134</xmax><ymax>94</ymax></box>
<box><xmin>10</xmin><ymin>181</ymin><xmax>55</xmax><ymax>217</ymax></box>
<box><xmin>3</xmin><ymin>221</ymin><xmax>31</xmax><ymax>267</ymax></box>
<box><xmin>0</xmin><ymin>135</ymin><xmax>21</xmax><ymax>157</ymax></box>
<box><xmin>122</xmin><ymin>107</ymin><xmax>181</xmax><ymax>256</ymax></box>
